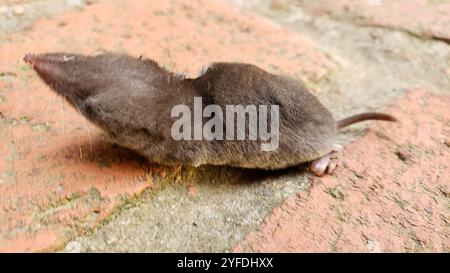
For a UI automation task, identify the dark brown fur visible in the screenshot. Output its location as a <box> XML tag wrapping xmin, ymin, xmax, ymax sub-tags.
<box><xmin>24</xmin><ymin>53</ymin><xmax>395</xmax><ymax>170</ymax></box>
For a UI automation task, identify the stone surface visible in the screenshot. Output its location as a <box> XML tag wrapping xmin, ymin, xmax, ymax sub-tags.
<box><xmin>302</xmin><ymin>0</ymin><xmax>450</xmax><ymax>41</ymax></box>
<box><xmin>1</xmin><ymin>0</ymin><xmax>449</xmax><ymax>253</ymax></box>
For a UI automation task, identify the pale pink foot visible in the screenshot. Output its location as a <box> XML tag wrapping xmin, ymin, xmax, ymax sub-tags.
<box><xmin>309</xmin><ymin>144</ymin><xmax>342</xmax><ymax>176</ymax></box>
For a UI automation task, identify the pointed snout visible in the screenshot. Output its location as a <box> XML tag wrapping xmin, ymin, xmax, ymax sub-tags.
<box><xmin>23</xmin><ymin>53</ymin><xmax>67</xmax><ymax>86</ymax></box>
<box><xmin>23</xmin><ymin>52</ymin><xmax>99</xmax><ymax>106</ymax></box>
<box><xmin>23</xmin><ymin>53</ymin><xmax>77</xmax><ymax>67</ymax></box>
<box><xmin>23</xmin><ymin>53</ymin><xmax>36</xmax><ymax>65</ymax></box>
<box><xmin>23</xmin><ymin>53</ymin><xmax>80</xmax><ymax>98</ymax></box>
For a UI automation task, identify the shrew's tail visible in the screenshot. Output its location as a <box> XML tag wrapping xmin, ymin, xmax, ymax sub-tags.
<box><xmin>337</xmin><ymin>112</ymin><xmax>397</xmax><ymax>130</ymax></box>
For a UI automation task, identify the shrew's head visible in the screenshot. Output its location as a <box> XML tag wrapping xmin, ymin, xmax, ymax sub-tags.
<box><xmin>24</xmin><ymin>52</ymin><xmax>167</xmax><ymax>110</ymax></box>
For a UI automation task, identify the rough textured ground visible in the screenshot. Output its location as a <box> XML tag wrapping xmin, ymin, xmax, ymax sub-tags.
<box><xmin>300</xmin><ymin>0</ymin><xmax>450</xmax><ymax>42</ymax></box>
<box><xmin>235</xmin><ymin>89</ymin><xmax>450</xmax><ymax>252</ymax></box>
<box><xmin>0</xmin><ymin>0</ymin><xmax>333</xmax><ymax>252</ymax></box>
<box><xmin>0</xmin><ymin>0</ymin><xmax>449</xmax><ymax>252</ymax></box>
<box><xmin>0</xmin><ymin>0</ymin><xmax>92</xmax><ymax>35</ymax></box>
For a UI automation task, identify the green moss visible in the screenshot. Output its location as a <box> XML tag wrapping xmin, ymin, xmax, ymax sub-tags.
<box><xmin>31</xmin><ymin>123</ymin><xmax>51</xmax><ymax>132</ymax></box>
<box><xmin>325</xmin><ymin>186</ymin><xmax>345</xmax><ymax>200</ymax></box>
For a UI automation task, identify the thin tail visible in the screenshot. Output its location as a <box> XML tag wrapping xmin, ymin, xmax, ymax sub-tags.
<box><xmin>337</xmin><ymin>112</ymin><xmax>397</xmax><ymax>130</ymax></box>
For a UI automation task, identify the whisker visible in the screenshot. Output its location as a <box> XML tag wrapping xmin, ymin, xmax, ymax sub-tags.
<box><xmin>75</xmin><ymin>106</ymin><xmax>94</xmax><ymax>155</ymax></box>
<box><xmin>42</xmin><ymin>90</ymin><xmax>57</xmax><ymax>118</ymax></box>
<box><xmin>60</xmin><ymin>96</ymin><xmax>66</xmax><ymax>133</ymax></box>
<box><xmin>83</xmin><ymin>116</ymin><xmax>94</xmax><ymax>155</ymax></box>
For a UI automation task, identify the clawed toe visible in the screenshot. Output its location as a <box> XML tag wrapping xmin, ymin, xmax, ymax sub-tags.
<box><xmin>310</xmin><ymin>155</ymin><xmax>331</xmax><ymax>176</ymax></box>
<box><xmin>309</xmin><ymin>145</ymin><xmax>341</xmax><ymax>176</ymax></box>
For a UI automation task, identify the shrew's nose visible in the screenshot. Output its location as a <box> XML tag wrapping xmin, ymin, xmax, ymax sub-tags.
<box><xmin>23</xmin><ymin>53</ymin><xmax>36</xmax><ymax>65</ymax></box>
<box><xmin>24</xmin><ymin>53</ymin><xmax>76</xmax><ymax>66</ymax></box>
<box><xmin>23</xmin><ymin>53</ymin><xmax>78</xmax><ymax>95</ymax></box>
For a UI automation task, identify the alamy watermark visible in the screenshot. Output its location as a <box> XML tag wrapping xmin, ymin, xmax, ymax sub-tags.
<box><xmin>171</xmin><ymin>97</ymin><xmax>280</xmax><ymax>152</ymax></box>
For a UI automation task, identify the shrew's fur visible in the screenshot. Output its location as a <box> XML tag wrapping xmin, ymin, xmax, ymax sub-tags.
<box><xmin>25</xmin><ymin>53</ymin><xmax>396</xmax><ymax>169</ymax></box>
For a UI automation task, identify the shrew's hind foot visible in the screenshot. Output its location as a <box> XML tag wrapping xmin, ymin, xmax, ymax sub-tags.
<box><xmin>309</xmin><ymin>144</ymin><xmax>342</xmax><ymax>177</ymax></box>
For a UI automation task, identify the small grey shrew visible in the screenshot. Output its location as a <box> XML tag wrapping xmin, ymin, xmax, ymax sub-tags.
<box><xmin>24</xmin><ymin>53</ymin><xmax>396</xmax><ymax>176</ymax></box>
